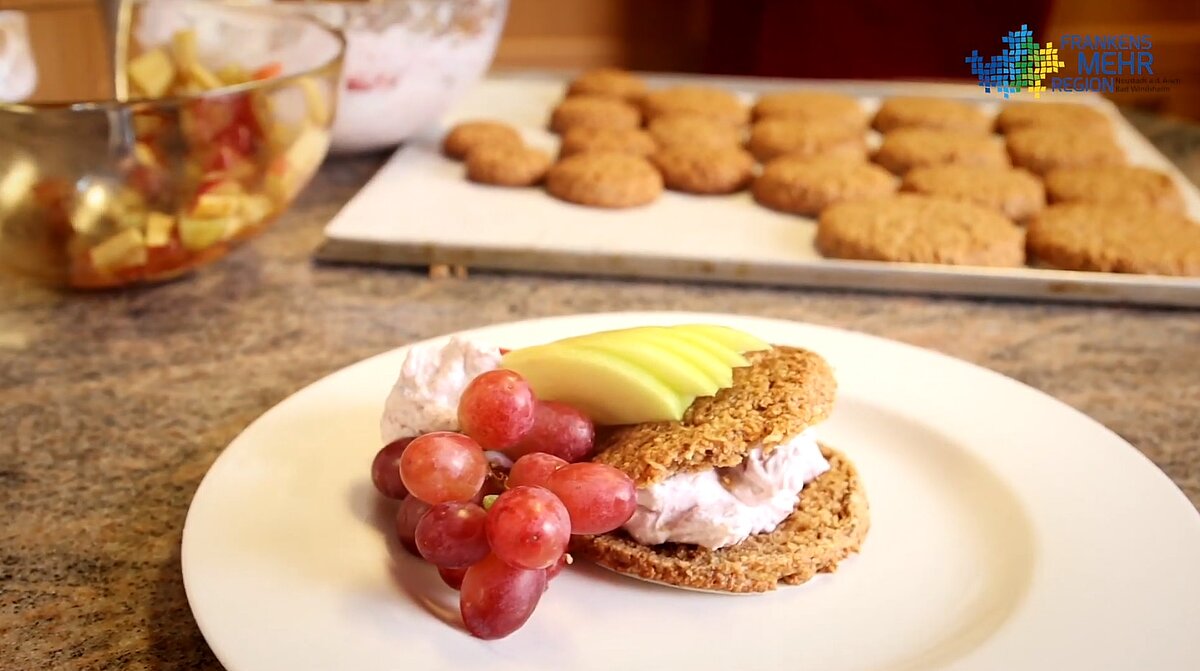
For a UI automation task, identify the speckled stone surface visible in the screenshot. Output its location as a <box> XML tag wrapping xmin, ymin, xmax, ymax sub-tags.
<box><xmin>1</xmin><ymin>110</ymin><xmax>1198</xmax><ymax>670</ymax></box>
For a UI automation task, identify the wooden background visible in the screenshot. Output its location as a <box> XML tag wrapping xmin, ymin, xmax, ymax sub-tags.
<box><xmin>4</xmin><ymin>0</ymin><xmax>1198</xmax><ymax>120</ymax></box>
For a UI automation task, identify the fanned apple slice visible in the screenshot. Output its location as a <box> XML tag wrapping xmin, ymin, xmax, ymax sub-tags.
<box><xmin>501</xmin><ymin>344</ymin><xmax>688</xmax><ymax>425</ymax></box>
<box><xmin>661</xmin><ymin>329</ymin><xmax>750</xmax><ymax>369</ymax></box>
<box><xmin>676</xmin><ymin>324</ymin><xmax>771</xmax><ymax>352</ymax></box>
<box><xmin>572</xmin><ymin>340</ymin><xmax>720</xmax><ymax>398</ymax></box>
<box><xmin>555</xmin><ymin>327</ymin><xmax>734</xmax><ymax>390</ymax></box>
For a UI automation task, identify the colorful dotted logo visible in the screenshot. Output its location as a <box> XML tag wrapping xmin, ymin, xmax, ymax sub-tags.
<box><xmin>966</xmin><ymin>24</ymin><xmax>1065</xmax><ymax>98</ymax></box>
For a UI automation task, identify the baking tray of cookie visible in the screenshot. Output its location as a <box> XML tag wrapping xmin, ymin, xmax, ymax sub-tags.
<box><xmin>319</xmin><ymin>72</ymin><xmax>1200</xmax><ymax>307</ymax></box>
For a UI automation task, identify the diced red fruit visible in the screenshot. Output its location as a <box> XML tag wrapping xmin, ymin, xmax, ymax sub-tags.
<box><xmin>394</xmin><ymin>496</ymin><xmax>432</xmax><ymax>557</ymax></box>
<box><xmin>399</xmin><ymin>432</ymin><xmax>488</xmax><ymax>504</ymax></box>
<box><xmin>251</xmin><ymin>62</ymin><xmax>283</xmax><ymax>80</ymax></box>
<box><xmin>485</xmin><ymin>486</ymin><xmax>571</xmax><ymax>570</ymax></box>
<box><xmin>546</xmin><ymin>463</ymin><xmax>637</xmax><ymax>535</ymax></box>
<box><xmin>438</xmin><ymin>566</ymin><xmax>467</xmax><ymax>590</ymax></box>
<box><xmin>370</xmin><ymin>437</ymin><xmax>415</xmax><ymax>499</ymax></box>
<box><xmin>457</xmin><ymin>370</ymin><xmax>537</xmax><ymax>450</ymax></box>
<box><xmin>143</xmin><ymin>238</ymin><xmax>193</xmax><ymax>279</ymax></box>
<box><xmin>414</xmin><ymin>501</ymin><xmax>490</xmax><ymax>569</ymax></box>
<box><xmin>507</xmin><ymin>400</ymin><xmax>596</xmax><ymax>462</ymax></box>
<box><xmin>507</xmin><ymin>453</ymin><xmax>568</xmax><ymax>489</ymax></box>
<box><xmin>459</xmin><ymin>553</ymin><xmax>547</xmax><ymax>640</ymax></box>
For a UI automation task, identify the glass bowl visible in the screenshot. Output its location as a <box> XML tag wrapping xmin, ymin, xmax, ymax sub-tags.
<box><xmin>297</xmin><ymin>0</ymin><xmax>508</xmax><ymax>154</ymax></box>
<box><xmin>0</xmin><ymin>0</ymin><xmax>344</xmax><ymax>289</ymax></box>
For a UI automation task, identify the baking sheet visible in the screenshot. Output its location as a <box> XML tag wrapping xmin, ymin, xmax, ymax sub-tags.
<box><xmin>318</xmin><ymin>72</ymin><xmax>1200</xmax><ymax>307</ymax></box>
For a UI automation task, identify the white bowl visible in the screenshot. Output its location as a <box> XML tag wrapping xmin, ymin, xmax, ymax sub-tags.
<box><xmin>300</xmin><ymin>0</ymin><xmax>508</xmax><ymax>154</ymax></box>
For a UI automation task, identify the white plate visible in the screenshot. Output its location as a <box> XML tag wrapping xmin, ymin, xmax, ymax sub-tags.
<box><xmin>182</xmin><ymin>312</ymin><xmax>1200</xmax><ymax>671</ymax></box>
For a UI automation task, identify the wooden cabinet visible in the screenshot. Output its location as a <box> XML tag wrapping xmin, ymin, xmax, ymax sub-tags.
<box><xmin>4</xmin><ymin>0</ymin><xmax>1196</xmax><ymax>120</ymax></box>
<box><xmin>0</xmin><ymin>0</ymin><xmax>111</xmax><ymax>102</ymax></box>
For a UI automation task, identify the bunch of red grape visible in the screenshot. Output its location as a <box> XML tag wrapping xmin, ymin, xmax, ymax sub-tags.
<box><xmin>370</xmin><ymin>369</ymin><xmax>637</xmax><ymax>639</ymax></box>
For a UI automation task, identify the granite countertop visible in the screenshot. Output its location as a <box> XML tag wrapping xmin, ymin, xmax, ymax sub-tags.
<box><xmin>2</xmin><ymin>108</ymin><xmax>1199</xmax><ymax>669</ymax></box>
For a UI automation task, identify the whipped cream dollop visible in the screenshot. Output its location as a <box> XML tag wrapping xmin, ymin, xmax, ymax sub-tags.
<box><xmin>380</xmin><ymin>337</ymin><xmax>501</xmax><ymax>443</ymax></box>
<box><xmin>623</xmin><ymin>430</ymin><xmax>830</xmax><ymax>550</ymax></box>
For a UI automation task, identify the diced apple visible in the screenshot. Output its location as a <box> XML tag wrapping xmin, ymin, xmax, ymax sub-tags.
<box><xmin>171</xmin><ymin>29</ymin><xmax>199</xmax><ymax>73</ymax></box>
<box><xmin>144</xmin><ymin>212</ymin><xmax>175</xmax><ymax>247</ymax></box>
<box><xmin>178</xmin><ymin>216</ymin><xmax>228</xmax><ymax>251</ymax></box>
<box><xmin>90</xmin><ymin>228</ymin><xmax>147</xmax><ymax>272</ymax></box>
<box><xmin>216</xmin><ymin>64</ymin><xmax>250</xmax><ymax>86</ymax></box>
<box><xmin>133</xmin><ymin>142</ymin><xmax>158</xmax><ymax>167</ymax></box>
<box><xmin>238</xmin><ymin>194</ymin><xmax>274</xmax><ymax>227</ymax></box>
<box><xmin>128</xmin><ymin>48</ymin><xmax>176</xmax><ymax>98</ymax></box>
<box><xmin>502</xmin><ymin>345</ymin><xmax>688</xmax><ymax>425</ymax></box>
<box><xmin>192</xmin><ymin>193</ymin><xmax>239</xmax><ymax>218</ymax></box>
<box><xmin>187</xmin><ymin>63</ymin><xmax>224</xmax><ymax>91</ymax></box>
<box><xmin>296</xmin><ymin>77</ymin><xmax>330</xmax><ymax>126</ymax></box>
<box><xmin>268</xmin><ymin>125</ymin><xmax>329</xmax><ymax>202</ymax></box>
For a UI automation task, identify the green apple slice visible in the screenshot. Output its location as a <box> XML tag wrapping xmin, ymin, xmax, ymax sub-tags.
<box><xmin>661</xmin><ymin>329</ymin><xmax>750</xmax><ymax>369</ymax></box>
<box><xmin>676</xmin><ymin>324</ymin><xmax>771</xmax><ymax>352</ymax></box>
<box><xmin>572</xmin><ymin>339</ymin><xmax>720</xmax><ymax>398</ymax></box>
<box><xmin>501</xmin><ymin>344</ymin><xmax>687</xmax><ymax>425</ymax></box>
<box><xmin>553</xmin><ymin>327</ymin><xmax>733</xmax><ymax>390</ymax></box>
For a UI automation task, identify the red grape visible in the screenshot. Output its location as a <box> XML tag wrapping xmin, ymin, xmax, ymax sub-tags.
<box><xmin>460</xmin><ymin>553</ymin><xmax>546</xmax><ymax>639</ymax></box>
<box><xmin>399</xmin><ymin>432</ymin><xmax>487</xmax><ymax>504</ymax></box>
<box><xmin>508</xmin><ymin>401</ymin><xmax>595</xmax><ymax>462</ymax></box>
<box><xmin>485</xmin><ymin>486</ymin><xmax>570</xmax><ymax>570</ymax></box>
<box><xmin>457</xmin><ymin>370</ymin><xmax>536</xmax><ymax>450</ymax></box>
<box><xmin>507</xmin><ymin>453</ymin><xmax>568</xmax><ymax>489</ymax></box>
<box><xmin>546</xmin><ymin>463</ymin><xmax>637</xmax><ymax>535</ymax></box>
<box><xmin>395</xmin><ymin>496</ymin><xmax>432</xmax><ymax>556</ymax></box>
<box><xmin>438</xmin><ymin>566</ymin><xmax>468</xmax><ymax>590</ymax></box>
<box><xmin>370</xmin><ymin>437</ymin><xmax>415</xmax><ymax>499</ymax></box>
<box><xmin>415</xmin><ymin>502</ymin><xmax>490</xmax><ymax>568</ymax></box>
<box><xmin>545</xmin><ymin>552</ymin><xmax>571</xmax><ymax>581</ymax></box>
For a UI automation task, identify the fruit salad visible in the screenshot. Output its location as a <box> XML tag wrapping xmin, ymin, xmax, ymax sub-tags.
<box><xmin>9</xmin><ymin>28</ymin><xmax>331</xmax><ymax>289</ymax></box>
<box><xmin>370</xmin><ymin>325</ymin><xmax>768</xmax><ymax>639</ymax></box>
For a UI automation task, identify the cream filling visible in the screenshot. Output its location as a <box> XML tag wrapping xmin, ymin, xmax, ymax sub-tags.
<box><xmin>622</xmin><ymin>430</ymin><xmax>830</xmax><ymax>550</ymax></box>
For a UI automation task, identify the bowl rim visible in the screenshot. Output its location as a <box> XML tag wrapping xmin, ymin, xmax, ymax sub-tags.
<box><xmin>0</xmin><ymin>0</ymin><xmax>347</xmax><ymax>114</ymax></box>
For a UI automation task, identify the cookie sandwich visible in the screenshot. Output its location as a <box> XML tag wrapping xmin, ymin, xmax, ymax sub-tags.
<box><xmin>570</xmin><ymin>345</ymin><xmax>870</xmax><ymax>593</ymax></box>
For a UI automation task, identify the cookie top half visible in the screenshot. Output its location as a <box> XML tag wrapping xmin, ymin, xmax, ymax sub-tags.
<box><xmin>593</xmin><ymin>346</ymin><xmax>836</xmax><ymax>487</ymax></box>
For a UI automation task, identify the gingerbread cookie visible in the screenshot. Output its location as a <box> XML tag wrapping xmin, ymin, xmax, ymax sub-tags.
<box><xmin>442</xmin><ymin>121</ymin><xmax>522</xmax><ymax>160</ymax></box>
<box><xmin>1043</xmin><ymin>166</ymin><xmax>1184</xmax><ymax>212</ymax></box>
<box><xmin>753</xmin><ymin>156</ymin><xmax>897</xmax><ymax>216</ymax></box>
<box><xmin>465</xmin><ymin>144</ymin><xmax>552</xmax><ymax>187</ymax></box>
<box><xmin>647</xmin><ymin>115</ymin><xmax>744</xmax><ymax>150</ymax></box>
<box><xmin>1006</xmin><ymin>128</ymin><xmax>1125</xmax><ymax>175</ymax></box>
<box><xmin>1026</xmin><ymin>204</ymin><xmax>1200</xmax><ymax>276</ymax></box>
<box><xmin>872</xmin><ymin>97</ymin><xmax>990</xmax><ymax>134</ymax></box>
<box><xmin>873</xmin><ymin>128</ymin><xmax>1009</xmax><ymax>174</ymax></box>
<box><xmin>639</xmin><ymin>86</ymin><xmax>749</xmax><ymax>126</ymax></box>
<box><xmin>816</xmin><ymin>194</ymin><xmax>1025</xmax><ymax>266</ymax></box>
<box><xmin>747</xmin><ymin>118</ymin><xmax>867</xmax><ymax>162</ymax></box>
<box><xmin>650</xmin><ymin>145</ymin><xmax>755</xmax><ymax>194</ymax></box>
<box><xmin>558</xmin><ymin>127</ymin><xmax>657</xmax><ymax>158</ymax></box>
<box><xmin>545</xmin><ymin>152</ymin><xmax>664</xmax><ymax>208</ymax></box>
<box><xmin>902</xmin><ymin>165</ymin><xmax>1045</xmax><ymax>222</ymax></box>
<box><xmin>549</xmin><ymin>95</ymin><xmax>641</xmax><ymax>134</ymax></box>
<box><xmin>995</xmin><ymin>102</ymin><xmax>1111</xmax><ymax>134</ymax></box>
<box><xmin>752</xmin><ymin>91</ymin><xmax>867</xmax><ymax>128</ymax></box>
<box><xmin>566</xmin><ymin>67</ymin><xmax>649</xmax><ymax>102</ymax></box>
